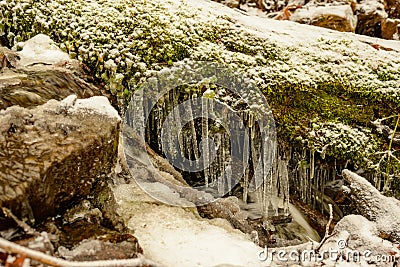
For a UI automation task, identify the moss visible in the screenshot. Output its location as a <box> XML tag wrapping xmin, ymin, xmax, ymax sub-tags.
<box><xmin>1</xmin><ymin>0</ymin><xmax>399</xmax><ymax>178</ymax></box>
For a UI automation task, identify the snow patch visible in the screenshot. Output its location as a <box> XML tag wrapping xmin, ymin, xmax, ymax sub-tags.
<box><xmin>113</xmin><ymin>182</ymin><xmax>264</xmax><ymax>267</ymax></box>
<box><xmin>17</xmin><ymin>34</ymin><xmax>71</xmax><ymax>67</ymax></box>
<box><xmin>67</xmin><ymin>96</ymin><xmax>121</xmax><ymax>121</ymax></box>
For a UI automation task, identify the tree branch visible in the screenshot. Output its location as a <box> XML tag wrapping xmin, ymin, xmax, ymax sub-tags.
<box><xmin>315</xmin><ymin>204</ymin><xmax>334</xmax><ymax>252</ymax></box>
<box><xmin>0</xmin><ymin>237</ymin><xmax>163</xmax><ymax>267</ymax></box>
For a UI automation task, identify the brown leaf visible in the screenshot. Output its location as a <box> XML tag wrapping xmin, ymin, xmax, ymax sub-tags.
<box><xmin>371</xmin><ymin>44</ymin><xmax>380</xmax><ymax>50</ymax></box>
<box><xmin>5</xmin><ymin>254</ymin><xmax>26</xmax><ymax>267</ymax></box>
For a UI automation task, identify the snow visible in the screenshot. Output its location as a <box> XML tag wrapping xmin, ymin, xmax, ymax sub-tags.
<box><xmin>320</xmin><ymin>215</ymin><xmax>400</xmax><ymax>266</ymax></box>
<box><xmin>66</xmin><ymin>96</ymin><xmax>121</xmax><ymax>121</ymax></box>
<box><xmin>17</xmin><ymin>34</ymin><xmax>71</xmax><ymax>67</ymax></box>
<box><xmin>165</xmin><ymin>0</ymin><xmax>400</xmax><ymax>51</ymax></box>
<box><xmin>342</xmin><ymin>169</ymin><xmax>400</xmax><ymax>242</ymax></box>
<box><xmin>113</xmin><ymin>182</ymin><xmax>264</xmax><ymax>267</ymax></box>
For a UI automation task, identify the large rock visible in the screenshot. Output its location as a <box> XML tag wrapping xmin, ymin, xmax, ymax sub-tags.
<box><xmin>0</xmin><ymin>95</ymin><xmax>121</xmax><ymax>223</ymax></box>
<box><xmin>342</xmin><ymin>169</ymin><xmax>400</xmax><ymax>242</ymax></box>
<box><xmin>0</xmin><ymin>34</ymin><xmax>112</xmax><ymax>110</ymax></box>
<box><xmin>381</xmin><ymin>18</ymin><xmax>400</xmax><ymax>39</ymax></box>
<box><xmin>355</xmin><ymin>0</ymin><xmax>388</xmax><ymax>37</ymax></box>
<box><xmin>290</xmin><ymin>4</ymin><xmax>358</xmax><ymax>32</ymax></box>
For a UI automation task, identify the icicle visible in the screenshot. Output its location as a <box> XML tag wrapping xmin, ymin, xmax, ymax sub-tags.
<box><xmin>188</xmin><ymin>95</ymin><xmax>199</xmax><ymax>161</ymax></box>
<box><xmin>260</xmin><ymin>138</ymin><xmax>271</xmax><ymax>218</ymax></box>
<box><xmin>310</xmin><ymin>150</ymin><xmax>316</xmax><ymax>209</ymax></box>
<box><xmin>158</xmin><ymin>98</ymin><xmax>165</xmax><ymax>152</ymax></box>
<box><xmin>202</xmin><ymin>98</ymin><xmax>210</xmax><ymax>187</ymax></box>
<box><xmin>310</xmin><ymin>150</ymin><xmax>315</xmax><ymax>180</ymax></box>
<box><xmin>280</xmin><ymin>157</ymin><xmax>290</xmax><ymax>216</ymax></box>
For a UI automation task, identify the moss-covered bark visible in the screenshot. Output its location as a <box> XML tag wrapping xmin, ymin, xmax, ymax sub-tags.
<box><xmin>1</xmin><ymin>0</ymin><xmax>399</xmax><ymax>192</ymax></box>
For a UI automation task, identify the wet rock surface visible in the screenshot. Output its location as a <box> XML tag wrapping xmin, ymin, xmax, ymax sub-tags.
<box><xmin>0</xmin><ymin>95</ymin><xmax>121</xmax><ymax>223</ymax></box>
<box><xmin>57</xmin><ymin>238</ymin><xmax>142</xmax><ymax>262</ymax></box>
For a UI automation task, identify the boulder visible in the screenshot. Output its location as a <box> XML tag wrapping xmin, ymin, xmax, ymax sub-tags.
<box><xmin>0</xmin><ymin>95</ymin><xmax>121</xmax><ymax>223</ymax></box>
<box><xmin>290</xmin><ymin>5</ymin><xmax>358</xmax><ymax>32</ymax></box>
<box><xmin>355</xmin><ymin>0</ymin><xmax>388</xmax><ymax>37</ymax></box>
<box><xmin>0</xmin><ymin>34</ymin><xmax>113</xmax><ymax>110</ymax></box>
<box><xmin>381</xmin><ymin>18</ymin><xmax>400</xmax><ymax>39</ymax></box>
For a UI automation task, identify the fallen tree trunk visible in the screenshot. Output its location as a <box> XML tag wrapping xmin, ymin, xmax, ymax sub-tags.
<box><xmin>342</xmin><ymin>169</ymin><xmax>400</xmax><ymax>242</ymax></box>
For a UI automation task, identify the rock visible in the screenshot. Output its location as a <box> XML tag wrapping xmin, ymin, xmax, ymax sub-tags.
<box><xmin>385</xmin><ymin>0</ymin><xmax>400</xmax><ymax>19</ymax></box>
<box><xmin>355</xmin><ymin>0</ymin><xmax>388</xmax><ymax>37</ymax></box>
<box><xmin>0</xmin><ymin>47</ymin><xmax>18</xmax><ymax>70</ymax></box>
<box><xmin>320</xmin><ymin>215</ymin><xmax>400</xmax><ymax>266</ymax></box>
<box><xmin>342</xmin><ymin>169</ymin><xmax>400</xmax><ymax>242</ymax></box>
<box><xmin>0</xmin><ymin>60</ymin><xmax>104</xmax><ymax>110</ymax></box>
<box><xmin>290</xmin><ymin>5</ymin><xmax>358</xmax><ymax>32</ymax></box>
<box><xmin>57</xmin><ymin>238</ymin><xmax>142</xmax><ymax>261</ymax></box>
<box><xmin>381</xmin><ymin>18</ymin><xmax>400</xmax><ymax>39</ymax></box>
<box><xmin>0</xmin><ymin>95</ymin><xmax>121</xmax><ymax>223</ymax></box>
<box><xmin>0</xmin><ymin>34</ymin><xmax>115</xmax><ymax>110</ymax></box>
<box><xmin>212</xmin><ymin>0</ymin><xmax>241</xmax><ymax>8</ymax></box>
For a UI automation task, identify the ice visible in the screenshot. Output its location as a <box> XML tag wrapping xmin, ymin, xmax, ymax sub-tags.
<box><xmin>114</xmin><ymin>182</ymin><xmax>264</xmax><ymax>267</ymax></box>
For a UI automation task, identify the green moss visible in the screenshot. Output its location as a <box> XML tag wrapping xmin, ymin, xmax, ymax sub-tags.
<box><xmin>1</xmin><ymin>0</ymin><xmax>399</xmax><ymax>179</ymax></box>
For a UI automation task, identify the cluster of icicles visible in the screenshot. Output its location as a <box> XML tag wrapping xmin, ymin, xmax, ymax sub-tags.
<box><xmin>127</xmin><ymin>83</ymin><xmax>349</xmax><ymax>220</ymax></box>
<box><xmin>143</xmin><ymin>85</ymin><xmax>292</xmax><ymax>218</ymax></box>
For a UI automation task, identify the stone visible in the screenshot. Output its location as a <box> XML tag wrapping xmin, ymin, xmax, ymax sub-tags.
<box><xmin>381</xmin><ymin>18</ymin><xmax>400</xmax><ymax>39</ymax></box>
<box><xmin>212</xmin><ymin>0</ymin><xmax>241</xmax><ymax>8</ymax></box>
<box><xmin>0</xmin><ymin>34</ymin><xmax>115</xmax><ymax>110</ymax></box>
<box><xmin>342</xmin><ymin>169</ymin><xmax>400</xmax><ymax>242</ymax></box>
<box><xmin>0</xmin><ymin>95</ymin><xmax>121</xmax><ymax>223</ymax></box>
<box><xmin>0</xmin><ymin>47</ymin><xmax>18</xmax><ymax>70</ymax></box>
<box><xmin>355</xmin><ymin>0</ymin><xmax>388</xmax><ymax>37</ymax></box>
<box><xmin>290</xmin><ymin>4</ymin><xmax>358</xmax><ymax>32</ymax></box>
<box><xmin>385</xmin><ymin>0</ymin><xmax>400</xmax><ymax>19</ymax></box>
<box><xmin>57</xmin><ymin>238</ymin><xmax>142</xmax><ymax>261</ymax></box>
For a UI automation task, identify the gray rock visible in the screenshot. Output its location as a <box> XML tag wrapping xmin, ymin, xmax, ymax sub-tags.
<box><xmin>0</xmin><ymin>95</ymin><xmax>121</xmax><ymax>223</ymax></box>
<box><xmin>0</xmin><ymin>34</ymin><xmax>114</xmax><ymax>110</ymax></box>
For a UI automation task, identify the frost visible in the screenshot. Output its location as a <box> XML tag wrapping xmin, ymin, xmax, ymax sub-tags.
<box><xmin>67</xmin><ymin>96</ymin><xmax>121</xmax><ymax>121</ymax></box>
<box><xmin>305</xmin><ymin>122</ymin><xmax>379</xmax><ymax>166</ymax></box>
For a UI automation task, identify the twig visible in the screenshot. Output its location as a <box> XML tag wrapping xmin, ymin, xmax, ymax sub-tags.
<box><xmin>315</xmin><ymin>204</ymin><xmax>334</xmax><ymax>252</ymax></box>
<box><xmin>305</xmin><ymin>236</ymin><xmax>318</xmax><ymax>249</ymax></box>
<box><xmin>1</xmin><ymin>207</ymin><xmax>38</xmax><ymax>236</ymax></box>
<box><xmin>0</xmin><ymin>237</ymin><xmax>163</xmax><ymax>267</ymax></box>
